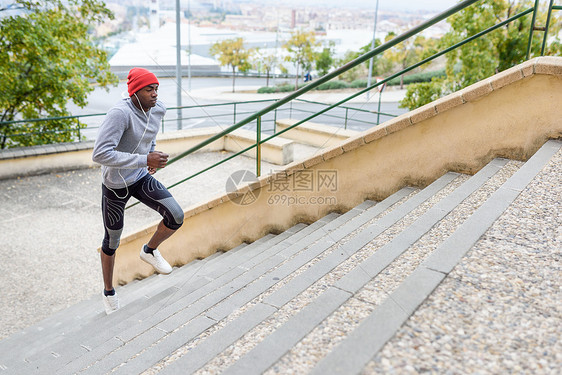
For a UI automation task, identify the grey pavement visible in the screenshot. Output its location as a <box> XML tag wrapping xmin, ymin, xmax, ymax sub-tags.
<box><xmin>0</xmin><ymin>150</ymin><xmax>280</xmax><ymax>340</ymax></box>
<box><xmin>0</xmin><ymin>84</ymin><xmax>398</xmax><ymax>340</ymax></box>
<box><xmin>186</xmin><ymin>83</ymin><xmax>407</xmax><ymax>104</ymax></box>
<box><xmin>0</xmin><ymin>131</ymin><xmax>559</xmax><ymax>374</ymax></box>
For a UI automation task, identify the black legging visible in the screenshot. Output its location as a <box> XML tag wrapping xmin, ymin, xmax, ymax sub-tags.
<box><xmin>101</xmin><ymin>174</ymin><xmax>184</xmax><ymax>255</ymax></box>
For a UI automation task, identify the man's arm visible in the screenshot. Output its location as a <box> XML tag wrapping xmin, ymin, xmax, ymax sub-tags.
<box><xmin>92</xmin><ymin>109</ymin><xmax>148</xmax><ymax>169</ymax></box>
<box><xmin>147</xmin><ymin>151</ymin><xmax>168</xmax><ymax>174</ymax></box>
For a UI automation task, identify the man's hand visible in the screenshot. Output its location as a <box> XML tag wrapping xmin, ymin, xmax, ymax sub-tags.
<box><xmin>147</xmin><ymin>151</ymin><xmax>169</xmax><ymax>171</ymax></box>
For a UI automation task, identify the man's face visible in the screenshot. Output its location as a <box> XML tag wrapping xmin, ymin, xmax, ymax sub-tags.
<box><xmin>134</xmin><ymin>84</ymin><xmax>159</xmax><ymax>109</ymax></box>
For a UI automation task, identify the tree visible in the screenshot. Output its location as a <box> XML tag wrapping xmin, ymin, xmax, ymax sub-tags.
<box><xmin>334</xmin><ymin>39</ymin><xmax>392</xmax><ymax>83</ymax></box>
<box><xmin>283</xmin><ymin>30</ymin><xmax>320</xmax><ymax>90</ymax></box>
<box><xmin>335</xmin><ymin>50</ymin><xmax>365</xmax><ymax>82</ymax></box>
<box><xmin>315</xmin><ymin>41</ymin><xmax>335</xmax><ymax>77</ymax></box>
<box><xmin>401</xmin><ymin>0</ymin><xmax>562</xmax><ymax>110</ymax></box>
<box><xmin>359</xmin><ymin>39</ymin><xmax>393</xmax><ymax>77</ymax></box>
<box><xmin>209</xmin><ymin>37</ymin><xmax>252</xmax><ymax>93</ymax></box>
<box><xmin>0</xmin><ymin>0</ymin><xmax>118</xmax><ymax>149</ymax></box>
<box><xmin>383</xmin><ymin>32</ymin><xmax>436</xmax><ymax>89</ymax></box>
<box><xmin>251</xmin><ymin>48</ymin><xmax>280</xmax><ymax>87</ymax></box>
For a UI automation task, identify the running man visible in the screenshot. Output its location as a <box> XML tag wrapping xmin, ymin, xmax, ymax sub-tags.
<box><xmin>92</xmin><ymin>68</ymin><xmax>184</xmax><ymax>314</ymax></box>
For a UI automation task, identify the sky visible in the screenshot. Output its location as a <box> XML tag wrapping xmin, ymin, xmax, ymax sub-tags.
<box><xmin>377</xmin><ymin>0</ymin><xmax>460</xmax><ymax>12</ymax></box>
<box><xmin>254</xmin><ymin>0</ymin><xmax>462</xmax><ymax>12</ymax></box>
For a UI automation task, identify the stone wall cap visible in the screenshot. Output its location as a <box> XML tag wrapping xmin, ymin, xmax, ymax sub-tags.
<box><xmin>0</xmin><ymin>141</ymin><xmax>95</xmax><ymax>160</ymax></box>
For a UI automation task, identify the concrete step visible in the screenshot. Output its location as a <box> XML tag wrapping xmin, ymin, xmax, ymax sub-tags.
<box><xmin>0</xmin><ymin>242</ymin><xmax>248</xmax><ymax>366</ymax></box>
<box><xmin>203</xmin><ymin>158</ymin><xmax>511</xmax><ymax>375</ymax></box>
<box><xmin>8</xmin><ymin>180</ymin><xmax>406</xmax><ymax>374</ymax></box>
<box><xmin>309</xmin><ymin>139</ymin><xmax>562</xmax><ymax>374</ymax></box>
<box><xmin>3</xmin><ymin>211</ymin><xmax>340</xmax><ymax>373</ymax></box>
<box><xmin>50</xmin><ymin>214</ymin><xmax>346</xmax><ymax>374</ymax></box>
<box><xmin>66</xmin><ymin>172</ymin><xmax>456</xmax><ymax>374</ymax></box>
<box><xmin>0</xmin><ymin>248</ymin><xmax>226</xmax><ymax>360</ymax></box>
<box><xmin>0</xmin><ymin>230</ymin><xmax>295</xmax><ymax>372</ymax></box>
<box><xmin>3</xmin><ymin>140</ymin><xmax>557</xmax><ymax>375</ymax></box>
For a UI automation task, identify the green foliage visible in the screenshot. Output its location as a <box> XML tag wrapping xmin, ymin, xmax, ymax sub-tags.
<box><xmin>0</xmin><ymin>0</ymin><xmax>118</xmax><ymax>149</ymax></box>
<box><xmin>334</xmin><ymin>39</ymin><xmax>395</xmax><ymax>83</ymax></box>
<box><xmin>350</xmin><ymin>80</ymin><xmax>368</xmax><ymax>88</ymax></box>
<box><xmin>255</xmin><ymin>69</ymin><xmax>447</xmax><ymax>94</ymax></box>
<box><xmin>256</xmin><ymin>83</ymin><xmax>308</xmax><ymax>93</ymax></box>
<box><xmin>400</xmin><ymin>78</ymin><xmax>444</xmax><ymax>110</ymax></box>
<box><xmin>259</xmin><ymin>80</ymin><xmax>349</xmax><ymax>92</ymax></box>
<box><xmin>283</xmin><ymin>30</ymin><xmax>320</xmax><ymax>89</ymax></box>
<box><xmin>388</xmin><ymin>69</ymin><xmax>447</xmax><ymax>86</ymax></box>
<box><xmin>358</xmin><ymin>38</ymin><xmax>393</xmax><ymax>77</ymax></box>
<box><xmin>209</xmin><ymin>37</ymin><xmax>253</xmax><ymax>92</ymax></box>
<box><xmin>383</xmin><ymin>32</ymin><xmax>436</xmax><ymax>89</ymax></box>
<box><xmin>316</xmin><ymin>80</ymin><xmax>348</xmax><ymax>90</ymax></box>
<box><xmin>250</xmin><ymin>48</ymin><xmax>280</xmax><ymax>87</ymax></box>
<box><xmin>257</xmin><ymin>86</ymin><xmax>278</xmax><ymax>94</ymax></box>
<box><xmin>402</xmin><ymin>0</ymin><xmax>561</xmax><ymax>110</ymax></box>
<box><xmin>335</xmin><ymin>50</ymin><xmax>364</xmax><ymax>82</ymax></box>
<box><xmin>315</xmin><ymin>41</ymin><xmax>335</xmax><ymax>76</ymax></box>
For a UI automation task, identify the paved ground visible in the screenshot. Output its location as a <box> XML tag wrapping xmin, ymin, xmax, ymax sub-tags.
<box><xmin>1</xmin><ymin>83</ymin><xmax>560</xmax><ymax>374</ymax></box>
<box><xmin>0</xmin><ymin>78</ymin><xmax>333</xmax><ymax>339</ymax></box>
<box><xmin>2</xmin><ymin>83</ymin><xmax>356</xmax><ymax>340</ymax></box>
<box><xmin>0</xmin><ymin>149</ymin><xmax>290</xmax><ymax>339</ymax></box>
<box><xmin>366</xmin><ymin>147</ymin><xmax>562</xmax><ymax>374</ymax></box>
<box><xmin>186</xmin><ymin>84</ymin><xmax>407</xmax><ymax>104</ymax></box>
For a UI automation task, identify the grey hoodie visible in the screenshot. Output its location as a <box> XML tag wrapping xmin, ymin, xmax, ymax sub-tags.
<box><xmin>92</xmin><ymin>98</ymin><xmax>166</xmax><ymax>189</ymax></box>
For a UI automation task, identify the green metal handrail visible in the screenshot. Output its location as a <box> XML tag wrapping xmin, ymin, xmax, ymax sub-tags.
<box><xmin>164</xmin><ymin>0</ymin><xmax>482</xmax><ymax>169</ymax></box>
<box><xmin>126</xmin><ymin>0</ymin><xmax>492</xmax><ymax>209</ymax></box>
<box><xmin>3</xmin><ymin>0</ymin><xmax>559</xmax><ymax>212</ymax></box>
<box><xmin>129</xmin><ymin>0</ymin><xmax>559</xmax><ymax>211</ymax></box>
<box><xmin>126</xmin><ymin>0</ymin><xmax>490</xmax><ymax>209</ymax></box>
<box><xmin>1</xmin><ymin>98</ymin><xmax>388</xmax><ymax>143</ymax></box>
<box><xmin>239</xmin><ymin>4</ymin><xmax>537</xmax><ymax>174</ymax></box>
<box><xmin>541</xmin><ymin>0</ymin><xmax>555</xmax><ymax>55</ymax></box>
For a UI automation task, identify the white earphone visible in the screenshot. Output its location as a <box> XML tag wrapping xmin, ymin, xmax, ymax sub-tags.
<box><xmin>106</xmin><ymin>93</ymin><xmax>152</xmax><ymax>199</ymax></box>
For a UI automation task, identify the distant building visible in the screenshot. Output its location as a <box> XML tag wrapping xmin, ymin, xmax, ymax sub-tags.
<box><xmin>150</xmin><ymin>0</ymin><xmax>159</xmax><ymax>31</ymax></box>
<box><xmin>109</xmin><ymin>23</ymin><xmax>220</xmax><ymax>78</ymax></box>
<box><xmin>291</xmin><ymin>9</ymin><xmax>296</xmax><ymax>29</ymax></box>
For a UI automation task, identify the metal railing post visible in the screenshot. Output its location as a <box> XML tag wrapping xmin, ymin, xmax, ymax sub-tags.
<box><xmin>526</xmin><ymin>0</ymin><xmax>541</xmax><ymax>59</ymax></box>
<box><xmin>76</xmin><ymin>117</ymin><xmax>80</xmax><ymax>139</ymax></box>
<box><xmin>233</xmin><ymin>103</ymin><xmax>237</xmax><ymax>124</ymax></box>
<box><xmin>344</xmin><ymin>108</ymin><xmax>349</xmax><ymax>130</ymax></box>
<box><xmin>273</xmin><ymin>109</ymin><xmax>278</xmax><ymax>134</ymax></box>
<box><xmin>541</xmin><ymin>0</ymin><xmax>555</xmax><ymax>55</ymax></box>
<box><xmin>377</xmin><ymin>90</ymin><xmax>383</xmax><ymax>125</ymax></box>
<box><xmin>256</xmin><ymin>116</ymin><xmax>261</xmax><ymax>177</ymax></box>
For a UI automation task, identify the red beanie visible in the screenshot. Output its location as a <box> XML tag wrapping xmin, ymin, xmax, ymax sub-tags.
<box><xmin>127</xmin><ymin>68</ymin><xmax>159</xmax><ymax>97</ymax></box>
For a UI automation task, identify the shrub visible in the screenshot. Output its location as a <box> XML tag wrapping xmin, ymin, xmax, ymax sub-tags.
<box><xmin>276</xmin><ymin>84</ymin><xmax>297</xmax><ymax>92</ymax></box>
<box><xmin>316</xmin><ymin>80</ymin><xmax>349</xmax><ymax>90</ymax></box>
<box><xmin>387</xmin><ymin>69</ymin><xmax>446</xmax><ymax>86</ymax></box>
<box><xmin>350</xmin><ymin>79</ymin><xmax>368</xmax><ymax>88</ymax></box>
<box><xmin>399</xmin><ymin>78</ymin><xmax>444</xmax><ymax>110</ymax></box>
<box><xmin>257</xmin><ymin>86</ymin><xmax>277</xmax><ymax>93</ymax></box>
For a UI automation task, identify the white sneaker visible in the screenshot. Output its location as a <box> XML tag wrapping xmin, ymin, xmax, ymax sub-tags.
<box><xmin>103</xmin><ymin>292</ymin><xmax>119</xmax><ymax>315</ymax></box>
<box><xmin>140</xmin><ymin>245</ymin><xmax>173</xmax><ymax>274</ymax></box>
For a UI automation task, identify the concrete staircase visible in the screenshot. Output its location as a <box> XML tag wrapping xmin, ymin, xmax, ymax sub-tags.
<box><xmin>0</xmin><ymin>139</ymin><xmax>559</xmax><ymax>375</ymax></box>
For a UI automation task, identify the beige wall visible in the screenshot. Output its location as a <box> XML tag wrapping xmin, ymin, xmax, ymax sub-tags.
<box><xmin>275</xmin><ymin>119</ymin><xmax>358</xmax><ymax>148</ymax></box>
<box><xmin>106</xmin><ymin>57</ymin><xmax>562</xmax><ymax>285</ymax></box>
